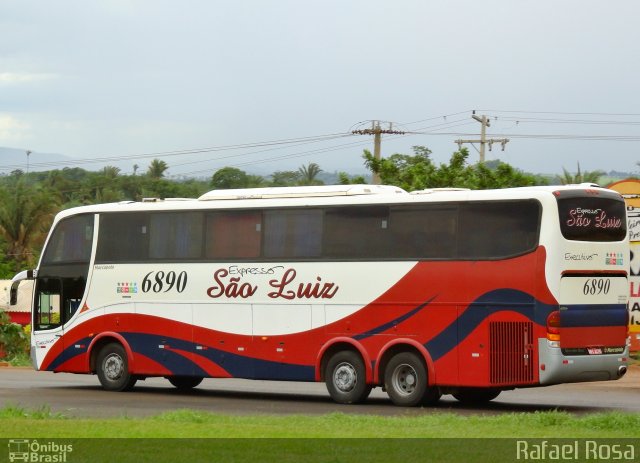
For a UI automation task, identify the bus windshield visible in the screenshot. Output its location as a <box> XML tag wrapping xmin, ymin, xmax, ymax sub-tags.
<box><xmin>35</xmin><ymin>214</ymin><xmax>94</xmax><ymax>330</ymax></box>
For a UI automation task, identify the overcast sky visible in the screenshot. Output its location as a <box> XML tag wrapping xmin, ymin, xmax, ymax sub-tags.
<box><xmin>1</xmin><ymin>1</ymin><xmax>639</xmax><ymax>178</ymax></box>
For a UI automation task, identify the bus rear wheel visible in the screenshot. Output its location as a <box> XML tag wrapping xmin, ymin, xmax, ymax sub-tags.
<box><xmin>96</xmin><ymin>343</ymin><xmax>137</xmax><ymax>392</ymax></box>
<box><xmin>325</xmin><ymin>351</ymin><xmax>372</xmax><ymax>404</ymax></box>
<box><xmin>168</xmin><ymin>376</ymin><xmax>203</xmax><ymax>390</ymax></box>
<box><xmin>452</xmin><ymin>388</ymin><xmax>501</xmax><ymax>403</ymax></box>
<box><xmin>384</xmin><ymin>352</ymin><xmax>440</xmax><ymax>407</ymax></box>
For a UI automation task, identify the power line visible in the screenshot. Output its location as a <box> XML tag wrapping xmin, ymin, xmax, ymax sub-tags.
<box><xmin>4</xmin><ymin>108</ymin><xmax>640</xmax><ymax>179</ymax></box>
<box><xmin>397</xmin><ymin>110</ymin><xmax>473</xmax><ymax>127</ymax></box>
<box><xmin>169</xmin><ymin>136</ymin><xmax>354</xmax><ymax>170</ymax></box>
<box><xmin>171</xmin><ymin>137</ymin><xmax>380</xmax><ymax>178</ymax></box>
<box><xmin>485</xmin><ymin>116</ymin><xmax>640</xmax><ymax>126</ymax></box>
<box><xmin>408</xmin><ymin>131</ymin><xmax>640</xmax><ymax>141</ymax></box>
<box><xmin>477</xmin><ymin>109</ymin><xmax>640</xmax><ymax>117</ymax></box>
<box><xmin>0</xmin><ymin>132</ymin><xmax>353</xmax><ymax>172</ymax></box>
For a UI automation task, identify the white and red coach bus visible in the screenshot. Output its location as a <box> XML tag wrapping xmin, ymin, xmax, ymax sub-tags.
<box><xmin>12</xmin><ymin>184</ymin><xmax>630</xmax><ymax>406</ymax></box>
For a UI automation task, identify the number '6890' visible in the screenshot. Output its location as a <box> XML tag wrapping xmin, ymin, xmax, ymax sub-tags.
<box><xmin>582</xmin><ymin>278</ymin><xmax>610</xmax><ymax>296</ymax></box>
<box><xmin>142</xmin><ymin>270</ymin><xmax>188</xmax><ymax>293</ymax></box>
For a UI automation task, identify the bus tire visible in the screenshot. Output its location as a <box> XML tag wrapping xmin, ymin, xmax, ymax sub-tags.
<box><xmin>168</xmin><ymin>376</ymin><xmax>203</xmax><ymax>390</ymax></box>
<box><xmin>96</xmin><ymin>343</ymin><xmax>137</xmax><ymax>392</ymax></box>
<box><xmin>453</xmin><ymin>388</ymin><xmax>501</xmax><ymax>403</ymax></box>
<box><xmin>325</xmin><ymin>351</ymin><xmax>371</xmax><ymax>404</ymax></box>
<box><xmin>384</xmin><ymin>351</ymin><xmax>437</xmax><ymax>407</ymax></box>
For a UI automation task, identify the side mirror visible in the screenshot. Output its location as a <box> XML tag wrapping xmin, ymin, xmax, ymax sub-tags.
<box><xmin>9</xmin><ymin>281</ymin><xmax>19</xmax><ymax>306</ymax></box>
<box><xmin>10</xmin><ymin>269</ymin><xmax>36</xmax><ymax>306</ymax></box>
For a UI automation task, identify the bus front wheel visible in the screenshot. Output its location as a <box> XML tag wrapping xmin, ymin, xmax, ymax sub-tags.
<box><xmin>96</xmin><ymin>343</ymin><xmax>137</xmax><ymax>392</ymax></box>
<box><xmin>325</xmin><ymin>351</ymin><xmax>372</xmax><ymax>404</ymax></box>
<box><xmin>384</xmin><ymin>352</ymin><xmax>440</xmax><ymax>406</ymax></box>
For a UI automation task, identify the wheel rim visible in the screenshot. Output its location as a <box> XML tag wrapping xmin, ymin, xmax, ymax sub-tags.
<box><xmin>103</xmin><ymin>353</ymin><xmax>124</xmax><ymax>381</ymax></box>
<box><xmin>391</xmin><ymin>363</ymin><xmax>418</xmax><ymax>396</ymax></box>
<box><xmin>333</xmin><ymin>362</ymin><xmax>357</xmax><ymax>393</ymax></box>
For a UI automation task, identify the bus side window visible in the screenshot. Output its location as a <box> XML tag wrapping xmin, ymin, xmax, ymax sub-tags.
<box><xmin>264</xmin><ymin>209</ymin><xmax>323</xmax><ymax>259</ymax></box>
<box><xmin>324</xmin><ymin>206</ymin><xmax>389</xmax><ymax>258</ymax></box>
<box><xmin>206</xmin><ymin>211</ymin><xmax>262</xmax><ymax>259</ymax></box>
<box><xmin>389</xmin><ymin>206</ymin><xmax>457</xmax><ymax>259</ymax></box>
<box><xmin>96</xmin><ymin>213</ymin><xmax>148</xmax><ymax>262</ymax></box>
<box><xmin>149</xmin><ymin>212</ymin><xmax>203</xmax><ymax>260</ymax></box>
<box><xmin>34</xmin><ymin>277</ymin><xmax>87</xmax><ymax>329</ymax></box>
<box><xmin>458</xmin><ymin>201</ymin><xmax>540</xmax><ymax>259</ymax></box>
<box><xmin>62</xmin><ymin>277</ymin><xmax>86</xmax><ymax>322</ymax></box>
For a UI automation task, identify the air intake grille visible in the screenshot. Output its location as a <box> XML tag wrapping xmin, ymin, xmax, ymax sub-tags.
<box><xmin>490</xmin><ymin>321</ymin><xmax>535</xmax><ymax>385</ymax></box>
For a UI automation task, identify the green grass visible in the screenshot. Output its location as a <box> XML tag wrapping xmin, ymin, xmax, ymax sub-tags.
<box><xmin>3</xmin><ymin>406</ymin><xmax>639</xmax><ymax>463</ymax></box>
<box><xmin>0</xmin><ymin>404</ymin><xmax>65</xmax><ymax>420</ymax></box>
<box><xmin>1</xmin><ymin>405</ymin><xmax>639</xmax><ymax>438</ymax></box>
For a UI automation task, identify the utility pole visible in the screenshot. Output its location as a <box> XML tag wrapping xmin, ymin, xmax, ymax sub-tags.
<box><xmin>454</xmin><ymin>111</ymin><xmax>509</xmax><ymax>162</ymax></box>
<box><xmin>352</xmin><ymin>121</ymin><xmax>405</xmax><ymax>184</ymax></box>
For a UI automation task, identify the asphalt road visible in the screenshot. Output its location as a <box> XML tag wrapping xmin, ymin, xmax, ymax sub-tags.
<box><xmin>1</xmin><ymin>367</ymin><xmax>638</xmax><ymax>418</ymax></box>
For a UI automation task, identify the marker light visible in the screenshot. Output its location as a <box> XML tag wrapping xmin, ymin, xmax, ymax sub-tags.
<box><xmin>546</xmin><ymin>310</ymin><xmax>561</xmax><ymax>342</ymax></box>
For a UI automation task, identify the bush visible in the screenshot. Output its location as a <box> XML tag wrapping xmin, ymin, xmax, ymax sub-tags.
<box><xmin>0</xmin><ymin>309</ymin><xmax>30</xmax><ymax>360</ymax></box>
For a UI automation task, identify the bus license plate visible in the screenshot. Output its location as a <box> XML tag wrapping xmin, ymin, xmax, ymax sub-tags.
<box><xmin>587</xmin><ymin>347</ymin><xmax>603</xmax><ymax>355</ymax></box>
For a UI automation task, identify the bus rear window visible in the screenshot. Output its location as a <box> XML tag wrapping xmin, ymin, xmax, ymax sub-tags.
<box><xmin>557</xmin><ymin>195</ymin><xmax>626</xmax><ymax>242</ymax></box>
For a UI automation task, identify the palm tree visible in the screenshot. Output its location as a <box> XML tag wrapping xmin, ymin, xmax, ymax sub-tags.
<box><xmin>0</xmin><ymin>181</ymin><xmax>57</xmax><ymax>269</ymax></box>
<box><xmin>298</xmin><ymin>162</ymin><xmax>323</xmax><ymax>186</ymax></box>
<box><xmin>147</xmin><ymin>159</ymin><xmax>169</xmax><ymax>179</ymax></box>
<box><xmin>102</xmin><ymin>166</ymin><xmax>121</xmax><ymax>179</ymax></box>
<box><xmin>560</xmin><ymin>163</ymin><xmax>605</xmax><ymax>185</ymax></box>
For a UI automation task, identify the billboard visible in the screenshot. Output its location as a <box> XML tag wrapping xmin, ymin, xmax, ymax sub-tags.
<box><xmin>608</xmin><ymin>179</ymin><xmax>640</xmax><ymax>352</ymax></box>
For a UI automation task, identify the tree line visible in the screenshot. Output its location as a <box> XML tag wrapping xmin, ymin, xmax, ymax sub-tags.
<box><xmin>0</xmin><ymin>146</ymin><xmax>604</xmax><ymax>277</ymax></box>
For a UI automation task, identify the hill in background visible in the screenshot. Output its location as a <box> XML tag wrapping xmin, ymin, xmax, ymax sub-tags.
<box><xmin>0</xmin><ymin>147</ymin><xmax>74</xmax><ymax>173</ymax></box>
<box><xmin>0</xmin><ymin>146</ymin><xmax>636</xmax><ymax>185</ymax></box>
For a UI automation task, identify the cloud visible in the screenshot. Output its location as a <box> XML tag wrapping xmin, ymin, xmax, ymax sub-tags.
<box><xmin>0</xmin><ymin>72</ymin><xmax>58</xmax><ymax>84</ymax></box>
<box><xmin>0</xmin><ymin>115</ymin><xmax>30</xmax><ymax>142</ymax></box>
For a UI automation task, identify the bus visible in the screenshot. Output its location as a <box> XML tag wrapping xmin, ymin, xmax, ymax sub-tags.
<box><xmin>12</xmin><ymin>183</ymin><xmax>630</xmax><ymax>406</ymax></box>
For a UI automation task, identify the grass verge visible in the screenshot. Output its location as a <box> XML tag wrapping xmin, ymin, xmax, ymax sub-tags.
<box><xmin>1</xmin><ymin>405</ymin><xmax>639</xmax><ymax>438</ymax></box>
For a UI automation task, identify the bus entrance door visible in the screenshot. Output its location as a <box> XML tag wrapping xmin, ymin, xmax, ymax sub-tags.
<box><xmin>31</xmin><ymin>277</ymin><xmax>64</xmax><ymax>371</ymax></box>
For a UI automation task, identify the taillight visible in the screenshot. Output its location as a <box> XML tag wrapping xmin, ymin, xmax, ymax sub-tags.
<box><xmin>547</xmin><ymin>310</ymin><xmax>561</xmax><ymax>342</ymax></box>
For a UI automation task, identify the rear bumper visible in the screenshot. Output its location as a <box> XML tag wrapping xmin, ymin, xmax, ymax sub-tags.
<box><xmin>538</xmin><ymin>338</ymin><xmax>628</xmax><ymax>385</ymax></box>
